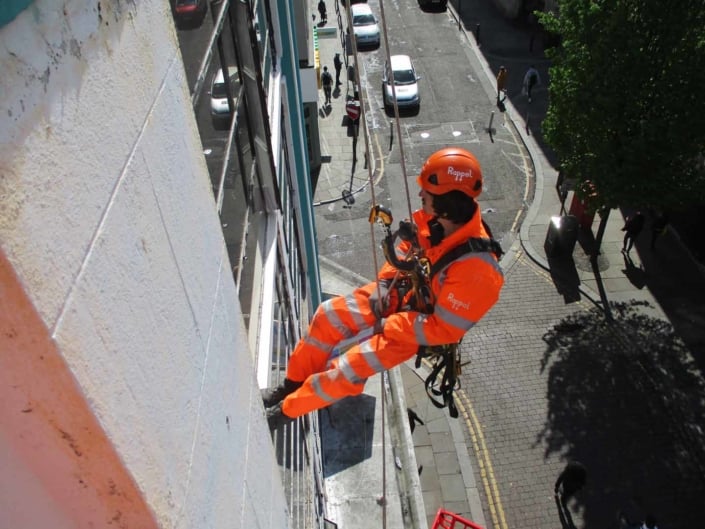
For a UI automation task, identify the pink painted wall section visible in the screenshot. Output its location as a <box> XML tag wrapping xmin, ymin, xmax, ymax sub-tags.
<box><xmin>0</xmin><ymin>250</ymin><xmax>159</xmax><ymax>529</ymax></box>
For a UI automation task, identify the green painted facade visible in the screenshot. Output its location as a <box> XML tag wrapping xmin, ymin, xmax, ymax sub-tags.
<box><xmin>0</xmin><ymin>0</ymin><xmax>32</xmax><ymax>27</ymax></box>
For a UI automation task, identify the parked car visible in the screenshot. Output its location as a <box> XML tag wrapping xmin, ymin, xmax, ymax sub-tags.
<box><xmin>382</xmin><ymin>55</ymin><xmax>421</xmax><ymax>111</ymax></box>
<box><xmin>173</xmin><ymin>0</ymin><xmax>208</xmax><ymax>27</ymax></box>
<box><xmin>350</xmin><ymin>3</ymin><xmax>380</xmax><ymax>49</ymax></box>
<box><xmin>210</xmin><ymin>66</ymin><xmax>240</xmax><ymax>124</ymax></box>
<box><xmin>418</xmin><ymin>0</ymin><xmax>448</xmax><ymax>9</ymax></box>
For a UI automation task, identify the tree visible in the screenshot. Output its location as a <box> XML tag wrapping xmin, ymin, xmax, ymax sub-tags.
<box><xmin>539</xmin><ymin>0</ymin><xmax>705</xmax><ymax>211</ymax></box>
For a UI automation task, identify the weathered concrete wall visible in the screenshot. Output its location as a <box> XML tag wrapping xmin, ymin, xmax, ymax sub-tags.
<box><xmin>0</xmin><ymin>1</ymin><xmax>286</xmax><ymax>527</ymax></box>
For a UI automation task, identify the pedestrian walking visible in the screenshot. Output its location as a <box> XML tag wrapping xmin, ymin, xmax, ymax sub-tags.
<box><xmin>261</xmin><ymin>148</ymin><xmax>504</xmax><ymax>429</ymax></box>
<box><xmin>522</xmin><ymin>64</ymin><xmax>540</xmax><ymax>103</ymax></box>
<box><xmin>496</xmin><ymin>65</ymin><xmax>508</xmax><ymax>100</ymax></box>
<box><xmin>650</xmin><ymin>211</ymin><xmax>669</xmax><ymax>250</ymax></box>
<box><xmin>317</xmin><ymin>0</ymin><xmax>327</xmax><ymax>24</ymax></box>
<box><xmin>621</xmin><ymin>211</ymin><xmax>645</xmax><ymax>254</ymax></box>
<box><xmin>554</xmin><ymin>461</ymin><xmax>587</xmax><ymax>506</ymax></box>
<box><xmin>321</xmin><ymin>66</ymin><xmax>333</xmax><ymax>105</ymax></box>
<box><xmin>333</xmin><ymin>52</ymin><xmax>343</xmax><ymax>86</ymax></box>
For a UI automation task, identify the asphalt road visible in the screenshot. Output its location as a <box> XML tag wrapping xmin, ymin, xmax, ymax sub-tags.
<box><xmin>314</xmin><ymin>0</ymin><xmax>532</xmax><ymax>282</ymax></box>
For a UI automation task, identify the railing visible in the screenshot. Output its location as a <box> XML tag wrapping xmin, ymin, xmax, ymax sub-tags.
<box><xmin>176</xmin><ymin>1</ymin><xmax>329</xmax><ymax>527</ymax></box>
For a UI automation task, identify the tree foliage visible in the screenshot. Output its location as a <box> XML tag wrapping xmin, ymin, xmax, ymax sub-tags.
<box><xmin>539</xmin><ymin>0</ymin><xmax>705</xmax><ymax>210</ymax></box>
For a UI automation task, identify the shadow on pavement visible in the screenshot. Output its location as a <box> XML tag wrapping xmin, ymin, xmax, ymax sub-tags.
<box><xmin>321</xmin><ymin>394</ymin><xmax>376</xmax><ymax>477</ymax></box>
<box><xmin>546</xmin><ymin>255</ymin><xmax>580</xmax><ymax>304</ymax></box>
<box><xmin>555</xmin><ymin>494</ymin><xmax>577</xmax><ymax>529</ymax></box>
<box><xmin>538</xmin><ymin>302</ymin><xmax>705</xmax><ymax>528</ymax></box>
<box><xmin>451</xmin><ymin>0</ymin><xmax>559</xmax><ymax>168</ymax></box>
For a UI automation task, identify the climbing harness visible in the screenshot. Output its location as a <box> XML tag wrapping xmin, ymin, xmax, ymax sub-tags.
<box><xmin>369</xmin><ymin>204</ymin><xmax>503</xmax><ymax>419</ymax></box>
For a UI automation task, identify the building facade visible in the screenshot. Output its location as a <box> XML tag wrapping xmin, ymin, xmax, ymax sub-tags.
<box><xmin>1</xmin><ymin>0</ymin><xmax>325</xmax><ymax>527</ymax></box>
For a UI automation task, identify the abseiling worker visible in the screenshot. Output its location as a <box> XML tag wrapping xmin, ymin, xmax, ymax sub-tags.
<box><xmin>263</xmin><ymin>147</ymin><xmax>505</xmax><ymax>428</ymax></box>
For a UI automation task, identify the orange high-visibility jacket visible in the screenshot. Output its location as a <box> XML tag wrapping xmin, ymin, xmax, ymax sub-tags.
<box><xmin>377</xmin><ymin>208</ymin><xmax>504</xmax><ymax>346</ymax></box>
<box><xmin>281</xmin><ymin>209</ymin><xmax>504</xmax><ymax>418</ymax></box>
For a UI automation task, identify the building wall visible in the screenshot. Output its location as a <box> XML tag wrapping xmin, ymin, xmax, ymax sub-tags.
<box><xmin>0</xmin><ymin>1</ymin><xmax>288</xmax><ymax>527</ymax></box>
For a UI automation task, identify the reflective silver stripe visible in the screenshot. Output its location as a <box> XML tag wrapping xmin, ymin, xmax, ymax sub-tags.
<box><xmin>434</xmin><ymin>303</ymin><xmax>476</xmax><ymax>331</ymax></box>
<box><xmin>338</xmin><ymin>354</ymin><xmax>367</xmax><ymax>384</ymax></box>
<box><xmin>302</xmin><ymin>334</ymin><xmax>335</xmax><ymax>353</ymax></box>
<box><xmin>436</xmin><ymin>252</ymin><xmax>503</xmax><ymax>286</ymax></box>
<box><xmin>474</xmin><ymin>252</ymin><xmax>504</xmax><ymax>275</ymax></box>
<box><xmin>359</xmin><ymin>340</ymin><xmax>385</xmax><ymax>373</ymax></box>
<box><xmin>412</xmin><ymin>314</ymin><xmax>430</xmax><ymax>345</ymax></box>
<box><xmin>322</xmin><ymin>299</ymin><xmax>355</xmax><ymax>339</ymax></box>
<box><xmin>311</xmin><ymin>374</ymin><xmax>336</xmax><ymax>403</ymax></box>
<box><xmin>346</xmin><ymin>293</ymin><xmax>367</xmax><ymax>330</ymax></box>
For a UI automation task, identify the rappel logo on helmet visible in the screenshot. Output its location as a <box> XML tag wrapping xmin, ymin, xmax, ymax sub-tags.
<box><xmin>447</xmin><ymin>166</ymin><xmax>473</xmax><ymax>182</ymax></box>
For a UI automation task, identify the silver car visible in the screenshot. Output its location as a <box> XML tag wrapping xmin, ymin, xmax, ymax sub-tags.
<box><xmin>210</xmin><ymin>66</ymin><xmax>240</xmax><ymax>118</ymax></box>
<box><xmin>383</xmin><ymin>55</ymin><xmax>421</xmax><ymax>111</ymax></box>
<box><xmin>351</xmin><ymin>4</ymin><xmax>380</xmax><ymax>49</ymax></box>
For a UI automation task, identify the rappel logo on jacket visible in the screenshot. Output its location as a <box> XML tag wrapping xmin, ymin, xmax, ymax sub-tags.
<box><xmin>447</xmin><ymin>293</ymin><xmax>470</xmax><ymax>311</ymax></box>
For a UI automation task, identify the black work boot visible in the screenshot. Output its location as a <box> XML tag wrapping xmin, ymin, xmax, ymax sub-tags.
<box><xmin>266</xmin><ymin>402</ymin><xmax>295</xmax><ymax>430</ymax></box>
<box><xmin>261</xmin><ymin>378</ymin><xmax>302</xmax><ymax>408</ymax></box>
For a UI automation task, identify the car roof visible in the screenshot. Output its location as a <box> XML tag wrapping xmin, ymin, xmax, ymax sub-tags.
<box><xmin>390</xmin><ymin>55</ymin><xmax>413</xmax><ymax>70</ymax></box>
<box><xmin>213</xmin><ymin>66</ymin><xmax>238</xmax><ymax>84</ymax></box>
<box><xmin>350</xmin><ymin>3</ymin><xmax>373</xmax><ymax>15</ymax></box>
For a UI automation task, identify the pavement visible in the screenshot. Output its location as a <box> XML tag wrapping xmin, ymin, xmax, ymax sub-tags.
<box><xmin>312</xmin><ymin>1</ymin><xmax>705</xmax><ymax>528</ymax></box>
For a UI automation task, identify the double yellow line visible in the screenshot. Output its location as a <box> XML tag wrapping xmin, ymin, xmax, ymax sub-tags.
<box><xmin>455</xmin><ymin>390</ymin><xmax>509</xmax><ymax>529</ymax></box>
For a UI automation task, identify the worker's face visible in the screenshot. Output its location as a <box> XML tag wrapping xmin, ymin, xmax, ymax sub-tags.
<box><xmin>419</xmin><ymin>189</ymin><xmax>436</xmax><ymax>216</ymax></box>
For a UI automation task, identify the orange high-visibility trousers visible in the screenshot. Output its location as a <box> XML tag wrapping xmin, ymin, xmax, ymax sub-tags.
<box><xmin>282</xmin><ymin>282</ymin><xmax>415</xmax><ymax>419</ymax></box>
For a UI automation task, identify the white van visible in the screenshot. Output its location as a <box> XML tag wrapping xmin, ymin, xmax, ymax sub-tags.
<box><xmin>350</xmin><ymin>4</ymin><xmax>380</xmax><ymax>49</ymax></box>
<box><xmin>382</xmin><ymin>55</ymin><xmax>421</xmax><ymax>111</ymax></box>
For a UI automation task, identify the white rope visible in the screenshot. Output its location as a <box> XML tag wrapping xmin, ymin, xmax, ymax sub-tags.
<box><xmin>338</xmin><ymin>2</ymin><xmax>424</xmax><ymax>525</ymax></box>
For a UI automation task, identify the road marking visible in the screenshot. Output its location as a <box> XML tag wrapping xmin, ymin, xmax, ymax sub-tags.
<box><xmin>455</xmin><ymin>389</ymin><xmax>509</xmax><ymax>529</ymax></box>
<box><xmin>503</xmin><ymin>119</ymin><xmax>533</xmax><ymax>235</ymax></box>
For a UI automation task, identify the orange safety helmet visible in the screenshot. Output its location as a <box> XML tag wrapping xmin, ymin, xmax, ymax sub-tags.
<box><xmin>417</xmin><ymin>147</ymin><xmax>483</xmax><ymax>198</ymax></box>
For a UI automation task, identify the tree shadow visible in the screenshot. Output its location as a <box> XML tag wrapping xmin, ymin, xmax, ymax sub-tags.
<box><xmin>621</xmin><ymin>211</ymin><xmax>705</xmax><ymax>375</ymax></box>
<box><xmin>449</xmin><ymin>0</ymin><xmax>559</xmax><ymax>168</ymax></box>
<box><xmin>538</xmin><ymin>300</ymin><xmax>705</xmax><ymax>528</ymax></box>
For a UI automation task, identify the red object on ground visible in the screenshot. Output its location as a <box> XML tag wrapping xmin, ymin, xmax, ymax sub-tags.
<box><xmin>431</xmin><ymin>508</ymin><xmax>485</xmax><ymax>529</ymax></box>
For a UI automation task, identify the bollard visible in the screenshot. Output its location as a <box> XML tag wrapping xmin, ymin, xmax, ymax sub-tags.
<box><xmin>389</xmin><ymin>120</ymin><xmax>394</xmax><ymax>151</ymax></box>
<box><xmin>475</xmin><ymin>24</ymin><xmax>480</xmax><ymax>44</ymax></box>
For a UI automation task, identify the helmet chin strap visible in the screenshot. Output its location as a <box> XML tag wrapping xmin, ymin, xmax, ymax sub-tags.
<box><xmin>428</xmin><ymin>217</ymin><xmax>445</xmax><ymax>247</ymax></box>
